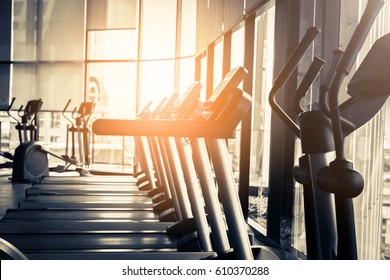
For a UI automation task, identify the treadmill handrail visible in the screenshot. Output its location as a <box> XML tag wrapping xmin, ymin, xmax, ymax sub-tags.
<box><xmin>93</xmin><ymin>88</ymin><xmax>251</xmax><ymax>139</ymax></box>
<box><xmin>93</xmin><ymin>119</ymin><xmax>236</xmax><ymax>138</ymax></box>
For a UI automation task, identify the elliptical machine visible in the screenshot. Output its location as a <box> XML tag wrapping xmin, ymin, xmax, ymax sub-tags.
<box><xmin>11</xmin><ymin>98</ymin><xmax>49</xmax><ymax>182</ymax></box>
<box><xmin>269</xmin><ymin>0</ymin><xmax>388</xmax><ymax>259</ymax></box>
<box><xmin>49</xmin><ymin>99</ymin><xmax>94</xmax><ymax>175</ymax></box>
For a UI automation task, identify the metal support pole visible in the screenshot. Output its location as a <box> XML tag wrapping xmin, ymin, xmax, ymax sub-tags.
<box><xmin>191</xmin><ymin>138</ymin><xmax>231</xmax><ymax>254</ymax></box>
<box><xmin>175</xmin><ymin>137</ymin><xmax>213</xmax><ymax>252</ymax></box>
<box><xmin>207</xmin><ymin>138</ymin><xmax>254</xmax><ymax>260</ymax></box>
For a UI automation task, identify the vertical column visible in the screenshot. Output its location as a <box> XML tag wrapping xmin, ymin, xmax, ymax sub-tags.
<box><xmin>208</xmin><ymin>138</ymin><xmax>254</xmax><ymax>260</ymax></box>
<box><xmin>238</xmin><ymin>13</ymin><xmax>255</xmax><ymax>220</ymax></box>
<box><xmin>174</xmin><ymin>0</ymin><xmax>182</xmax><ymax>92</ymax></box>
<box><xmin>206</xmin><ymin>43</ymin><xmax>215</xmax><ymax>98</ymax></box>
<box><xmin>0</xmin><ymin>0</ymin><xmax>12</xmax><ymax>109</ymax></box>
<box><xmin>267</xmin><ymin>0</ymin><xmax>300</xmax><ymax>244</ymax></box>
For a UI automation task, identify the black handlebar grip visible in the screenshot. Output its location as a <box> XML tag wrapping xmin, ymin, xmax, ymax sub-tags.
<box><xmin>7</xmin><ymin>97</ymin><xmax>16</xmax><ymax>111</ymax></box>
<box><xmin>63</xmin><ymin>99</ymin><xmax>72</xmax><ymax>113</ymax></box>
<box><xmin>273</xmin><ymin>26</ymin><xmax>320</xmax><ymax>89</ymax></box>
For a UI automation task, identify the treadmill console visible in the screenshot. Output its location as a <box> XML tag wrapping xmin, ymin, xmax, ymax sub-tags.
<box><xmin>203</xmin><ymin>66</ymin><xmax>248</xmax><ymax>120</ymax></box>
<box><xmin>174</xmin><ymin>82</ymin><xmax>202</xmax><ymax>119</ymax></box>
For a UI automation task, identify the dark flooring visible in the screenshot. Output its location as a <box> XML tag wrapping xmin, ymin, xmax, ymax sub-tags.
<box><xmin>0</xmin><ymin>171</ymin><xmax>30</xmax><ymax>219</ymax></box>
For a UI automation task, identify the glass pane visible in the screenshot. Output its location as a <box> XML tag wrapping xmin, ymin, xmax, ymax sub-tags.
<box><xmin>93</xmin><ymin>134</ymin><xmax>136</xmax><ymax>167</ymax></box>
<box><xmin>248</xmin><ymin>6</ymin><xmax>275</xmax><ymax>232</ymax></box>
<box><xmin>10</xmin><ymin>64</ymin><xmax>81</xmax><ymax>116</ymax></box>
<box><xmin>87</xmin><ymin>30</ymin><xmax>138</xmax><ymax>60</ymax></box>
<box><xmin>291</xmin><ymin>182</ymin><xmax>306</xmax><ymax>253</ymax></box>
<box><xmin>0</xmin><ymin>111</ymin><xmax>13</xmax><ymax>162</ymax></box>
<box><xmin>0</xmin><ymin>0</ymin><xmax>11</xmax><ymax>109</ymax></box>
<box><xmin>181</xmin><ymin>0</ymin><xmax>196</xmax><ymax>57</ymax></box>
<box><xmin>178</xmin><ymin>57</ymin><xmax>195</xmax><ymax>94</ymax></box>
<box><xmin>87</xmin><ymin>62</ymin><xmax>137</xmax><ymax>119</ymax></box>
<box><xmin>86</xmin><ymin>62</ymin><xmax>137</xmax><ymax>166</ymax></box>
<box><xmin>139</xmin><ymin>60</ymin><xmax>175</xmax><ymax>109</ymax></box>
<box><xmin>0</xmin><ymin>65</ymin><xmax>10</xmax><ymax>109</ymax></box>
<box><xmin>224</xmin><ymin>0</ymin><xmax>244</xmax><ymax>30</ymax></box>
<box><xmin>231</xmin><ymin>26</ymin><xmax>245</xmax><ymax>69</ymax></box>
<box><xmin>39</xmin><ymin>111</ymin><xmax>69</xmax><ymax>160</ymax></box>
<box><xmin>87</xmin><ymin>0</ymin><xmax>137</xmax><ymax>30</ymax></box>
<box><xmin>12</xmin><ymin>0</ymin><xmax>37</xmax><ymax>61</ymax></box>
<box><xmin>37</xmin><ymin>63</ymin><xmax>84</xmax><ymax>111</ymax></box>
<box><xmin>195</xmin><ymin>0</ymin><xmax>223</xmax><ymax>54</ymax></box>
<box><xmin>199</xmin><ymin>56</ymin><xmax>207</xmax><ymax>101</ymax></box>
<box><xmin>38</xmin><ymin>0</ymin><xmax>85</xmax><ymax>61</ymax></box>
<box><xmin>213</xmin><ymin>41</ymin><xmax>223</xmax><ymax>91</ymax></box>
<box><xmin>228</xmin><ymin>26</ymin><xmax>245</xmax><ymax>182</ymax></box>
<box><xmin>245</xmin><ymin>0</ymin><xmax>263</xmax><ymax>13</ymax></box>
<box><xmin>0</xmin><ymin>1</ymin><xmax>11</xmax><ymax>61</ymax></box>
<box><xmin>10</xmin><ymin>64</ymin><xmax>38</xmax><ymax>109</ymax></box>
<box><xmin>141</xmin><ymin>0</ymin><xmax>177</xmax><ymax>59</ymax></box>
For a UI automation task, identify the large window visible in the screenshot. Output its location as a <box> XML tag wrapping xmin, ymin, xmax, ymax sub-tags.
<box><xmin>6</xmin><ymin>0</ymin><xmax>86</xmax><ymax>164</ymax></box>
<box><xmin>11</xmin><ymin>0</ymin><xmax>85</xmax><ymax>109</ymax></box>
<box><xmin>3</xmin><ymin>0</ymin><xmax>389</xmax><ymax>260</ymax></box>
<box><xmin>3</xmin><ymin>0</ymin><xmax>198</xmax><ymax>168</ymax></box>
<box><xmin>138</xmin><ymin>0</ymin><xmax>177</xmax><ymax>110</ymax></box>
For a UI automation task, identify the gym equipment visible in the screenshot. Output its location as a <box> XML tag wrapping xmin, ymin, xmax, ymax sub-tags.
<box><xmin>92</xmin><ymin>67</ymin><xmax>281</xmax><ymax>260</ymax></box>
<box><xmin>4</xmin><ymin>208</ymin><xmax>159</xmax><ymax>221</ymax></box>
<box><xmin>318</xmin><ymin>0</ymin><xmax>386</xmax><ymax>259</ymax></box>
<box><xmin>73</xmin><ymin>101</ymin><xmax>94</xmax><ymax>167</ymax></box>
<box><xmin>269</xmin><ymin>0</ymin><xmax>387</xmax><ymax>260</ymax></box>
<box><xmin>60</xmin><ymin>99</ymin><xmax>78</xmax><ymax>165</ymax></box>
<box><xmin>38</xmin><ymin>175</ymin><xmax>137</xmax><ymax>184</ymax></box>
<box><xmin>49</xmin><ymin>100</ymin><xmax>94</xmax><ymax>175</ymax></box>
<box><xmin>11</xmin><ymin>99</ymin><xmax>50</xmax><ymax>183</ymax></box>
<box><xmin>11</xmin><ymin>98</ymin><xmax>100</xmax><ymax>182</ymax></box>
<box><xmin>0</xmin><ymin>98</ymin><xmax>43</xmax><ymax>170</ymax></box>
<box><xmin>17</xmin><ymin>88</ymin><xmax>204</xmax><ymax>222</ymax></box>
<box><xmin>0</xmin><ymin>67</ymin><xmax>281</xmax><ymax>260</ymax></box>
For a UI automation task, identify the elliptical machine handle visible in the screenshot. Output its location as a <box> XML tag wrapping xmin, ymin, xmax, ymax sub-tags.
<box><xmin>269</xmin><ymin>26</ymin><xmax>320</xmax><ymax>137</ymax></box>
<box><xmin>336</xmin><ymin>0</ymin><xmax>384</xmax><ymax>76</ymax></box>
<box><xmin>272</xmin><ymin>27</ymin><xmax>320</xmax><ymax>87</ymax></box>
<box><xmin>294</xmin><ymin>56</ymin><xmax>325</xmax><ymax>113</ymax></box>
<box><xmin>62</xmin><ymin>100</ymin><xmax>74</xmax><ymax>125</ymax></box>
<box><xmin>62</xmin><ymin>99</ymin><xmax>72</xmax><ymax>113</ymax></box>
<box><xmin>328</xmin><ymin>0</ymin><xmax>384</xmax><ymax>160</ymax></box>
<box><xmin>7</xmin><ymin>97</ymin><xmax>16</xmax><ymax>112</ymax></box>
<box><xmin>6</xmin><ymin>98</ymin><xmax>20</xmax><ymax>123</ymax></box>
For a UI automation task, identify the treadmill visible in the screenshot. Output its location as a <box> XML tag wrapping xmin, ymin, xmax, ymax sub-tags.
<box><xmin>1</xmin><ymin>67</ymin><xmax>274</xmax><ymax>260</ymax></box>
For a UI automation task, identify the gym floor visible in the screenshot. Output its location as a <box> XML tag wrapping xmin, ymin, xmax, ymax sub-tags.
<box><xmin>0</xmin><ymin>161</ymin><xmax>135</xmax><ymax>219</ymax></box>
<box><xmin>0</xmin><ymin>172</ymin><xmax>29</xmax><ymax>219</ymax></box>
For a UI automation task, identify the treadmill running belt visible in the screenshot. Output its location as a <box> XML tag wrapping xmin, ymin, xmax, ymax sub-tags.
<box><xmin>3</xmin><ymin>209</ymin><xmax>159</xmax><ymax>221</ymax></box>
<box><xmin>0</xmin><ymin>233</ymin><xmax>178</xmax><ymax>250</ymax></box>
